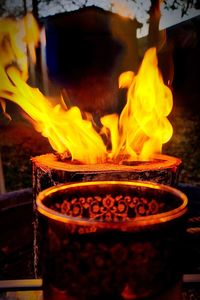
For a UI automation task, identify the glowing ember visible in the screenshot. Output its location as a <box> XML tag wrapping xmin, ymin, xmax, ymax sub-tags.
<box><xmin>0</xmin><ymin>14</ymin><xmax>173</xmax><ymax>164</ymax></box>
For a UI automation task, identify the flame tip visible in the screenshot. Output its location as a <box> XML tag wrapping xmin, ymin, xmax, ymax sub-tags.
<box><xmin>0</xmin><ymin>14</ymin><xmax>173</xmax><ymax>164</ymax></box>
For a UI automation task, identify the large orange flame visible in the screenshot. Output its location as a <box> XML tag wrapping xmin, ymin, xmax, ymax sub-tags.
<box><xmin>102</xmin><ymin>48</ymin><xmax>173</xmax><ymax>161</ymax></box>
<box><xmin>0</xmin><ymin>14</ymin><xmax>173</xmax><ymax>164</ymax></box>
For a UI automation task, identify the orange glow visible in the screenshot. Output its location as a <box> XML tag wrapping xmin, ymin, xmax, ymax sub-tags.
<box><xmin>114</xmin><ymin>48</ymin><xmax>173</xmax><ymax>161</ymax></box>
<box><xmin>23</xmin><ymin>13</ymin><xmax>40</xmax><ymax>64</ymax></box>
<box><xmin>0</xmin><ymin>15</ymin><xmax>173</xmax><ymax>164</ymax></box>
<box><xmin>37</xmin><ymin>180</ymin><xmax>188</xmax><ymax>226</ymax></box>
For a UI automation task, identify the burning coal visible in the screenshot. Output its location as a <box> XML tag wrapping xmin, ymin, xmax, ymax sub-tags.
<box><xmin>0</xmin><ymin>14</ymin><xmax>173</xmax><ymax>164</ymax></box>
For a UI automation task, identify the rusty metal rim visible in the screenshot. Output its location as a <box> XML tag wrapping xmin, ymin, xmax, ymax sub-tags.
<box><xmin>37</xmin><ymin>180</ymin><xmax>188</xmax><ymax>227</ymax></box>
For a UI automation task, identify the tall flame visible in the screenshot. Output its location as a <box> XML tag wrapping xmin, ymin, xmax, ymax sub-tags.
<box><xmin>0</xmin><ymin>14</ymin><xmax>173</xmax><ymax>164</ymax></box>
<box><xmin>102</xmin><ymin>48</ymin><xmax>173</xmax><ymax>161</ymax></box>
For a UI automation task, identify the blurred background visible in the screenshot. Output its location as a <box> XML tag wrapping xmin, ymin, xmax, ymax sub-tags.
<box><xmin>0</xmin><ymin>0</ymin><xmax>200</xmax><ymax>191</ymax></box>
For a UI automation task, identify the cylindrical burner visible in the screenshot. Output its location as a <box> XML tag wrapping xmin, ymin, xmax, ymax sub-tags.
<box><xmin>37</xmin><ymin>181</ymin><xmax>188</xmax><ymax>300</ymax></box>
<box><xmin>32</xmin><ymin>152</ymin><xmax>181</xmax><ymax>278</ymax></box>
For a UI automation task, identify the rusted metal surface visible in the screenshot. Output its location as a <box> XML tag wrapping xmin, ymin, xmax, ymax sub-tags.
<box><xmin>0</xmin><ymin>185</ymin><xmax>199</xmax><ymax>300</ymax></box>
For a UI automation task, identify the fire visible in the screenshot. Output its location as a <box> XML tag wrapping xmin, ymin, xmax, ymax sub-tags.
<box><xmin>110</xmin><ymin>48</ymin><xmax>173</xmax><ymax>161</ymax></box>
<box><xmin>0</xmin><ymin>14</ymin><xmax>173</xmax><ymax>164</ymax></box>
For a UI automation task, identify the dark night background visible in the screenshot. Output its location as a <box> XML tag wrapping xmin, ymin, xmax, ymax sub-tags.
<box><xmin>0</xmin><ymin>1</ymin><xmax>200</xmax><ymax>191</ymax></box>
<box><xmin>0</xmin><ymin>3</ymin><xmax>200</xmax><ymax>295</ymax></box>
